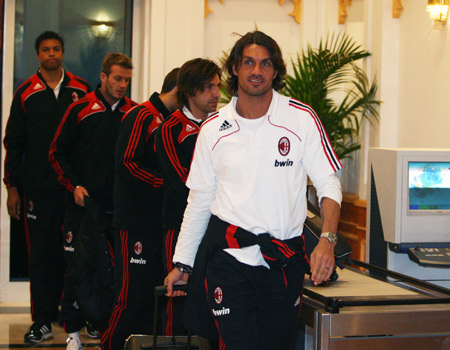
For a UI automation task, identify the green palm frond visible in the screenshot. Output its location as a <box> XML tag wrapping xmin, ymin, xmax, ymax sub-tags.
<box><xmin>282</xmin><ymin>32</ymin><xmax>380</xmax><ymax>159</ymax></box>
<box><xmin>218</xmin><ymin>50</ymin><xmax>232</xmax><ymax>106</ymax></box>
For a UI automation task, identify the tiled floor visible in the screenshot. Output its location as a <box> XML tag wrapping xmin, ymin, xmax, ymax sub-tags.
<box><xmin>0</xmin><ymin>304</ymin><xmax>101</xmax><ymax>349</ymax></box>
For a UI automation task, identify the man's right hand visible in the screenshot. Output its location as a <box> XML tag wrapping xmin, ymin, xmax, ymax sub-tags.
<box><xmin>164</xmin><ymin>268</ymin><xmax>189</xmax><ymax>297</ymax></box>
<box><xmin>73</xmin><ymin>185</ymin><xmax>89</xmax><ymax>207</ymax></box>
<box><xmin>7</xmin><ymin>187</ymin><xmax>21</xmax><ymax>220</ymax></box>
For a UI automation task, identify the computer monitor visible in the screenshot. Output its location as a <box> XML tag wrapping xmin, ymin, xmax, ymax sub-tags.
<box><xmin>408</xmin><ymin>161</ymin><xmax>450</xmax><ymax>213</ymax></box>
<box><xmin>369</xmin><ymin>148</ymin><xmax>450</xmax><ymax>244</ymax></box>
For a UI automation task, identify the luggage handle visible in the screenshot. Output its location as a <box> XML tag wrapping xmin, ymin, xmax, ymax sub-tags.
<box><xmin>154</xmin><ymin>284</ymin><xmax>189</xmax><ymax>297</ymax></box>
<box><xmin>153</xmin><ymin>285</ymin><xmax>191</xmax><ymax>350</ymax></box>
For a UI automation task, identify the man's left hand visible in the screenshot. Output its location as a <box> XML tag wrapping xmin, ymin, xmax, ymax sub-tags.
<box><xmin>310</xmin><ymin>238</ymin><xmax>335</xmax><ymax>285</ymax></box>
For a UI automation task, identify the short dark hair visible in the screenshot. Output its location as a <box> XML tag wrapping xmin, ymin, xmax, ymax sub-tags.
<box><xmin>35</xmin><ymin>31</ymin><xmax>64</xmax><ymax>54</ymax></box>
<box><xmin>224</xmin><ymin>31</ymin><xmax>286</xmax><ymax>96</ymax></box>
<box><xmin>161</xmin><ymin>68</ymin><xmax>180</xmax><ymax>93</ymax></box>
<box><xmin>177</xmin><ymin>58</ymin><xmax>221</xmax><ymax>107</ymax></box>
<box><xmin>101</xmin><ymin>53</ymin><xmax>133</xmax><ymax>76</ymax></box>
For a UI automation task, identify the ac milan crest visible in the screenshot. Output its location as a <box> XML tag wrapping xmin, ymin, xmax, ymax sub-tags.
<box><xmin>134</xmin><ymin>241</ymin><xmax>143</xmax><ymax>255</ymax></box>
<box><xmin>27</xmin><ymin>201</ymin><xmax>34</xmax><ymax>212</ymax></box>
<box><xmin>278</xmin><ymin>137</ymin><xmax>290</xmax><ymax>156</ymax></box>
<box><xmin>66</xmin><ymin>231</ymin><xmax>73</xmax><ymax>244</ymax></box>
<box><xmin>72</xmin><ymin>92</ymin><xmax>79</xmax><ymax>102</ymax></box>
<box><xmin>214</xmin><ymin>287</ymin><xmax>223</xmax><ymax>304</ymax></box>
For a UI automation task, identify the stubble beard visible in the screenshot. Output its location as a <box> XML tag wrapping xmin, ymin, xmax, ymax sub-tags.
<box><xmin>239</xmin><ymin>78</ymin><xmax>272</xmax><ymax>98</ymax></box>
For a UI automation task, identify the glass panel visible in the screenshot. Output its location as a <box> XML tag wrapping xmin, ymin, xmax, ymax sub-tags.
<box><xmin>14</xmin><ymin>0</ymin><xmax>132</xmax><ymax>90</ymax></box>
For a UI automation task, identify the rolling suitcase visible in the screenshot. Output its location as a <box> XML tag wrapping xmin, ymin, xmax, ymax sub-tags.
<box><xmin>124</xmin><ymin>285</ymin><xmax>210</xmax><ymax>350</ymax></box>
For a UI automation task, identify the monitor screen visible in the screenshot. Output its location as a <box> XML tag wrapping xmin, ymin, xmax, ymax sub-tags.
<box><xmin>408</xmin><ymin>162</ymin><xmax>450</xmax><ymax>211</ymax></box>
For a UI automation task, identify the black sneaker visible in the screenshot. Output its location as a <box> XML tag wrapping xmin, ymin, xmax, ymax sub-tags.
<box><xmin>84</xmin><ymin>321</ymin><xmax>100</xmax><ymax>339</ymax></box>
<box><xmin>24</xmin><ymin>321</ymin><xmax>53</xmax><ymax>343</ymax></box>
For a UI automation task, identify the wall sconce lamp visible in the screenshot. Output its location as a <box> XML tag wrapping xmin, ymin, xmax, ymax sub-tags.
<box><xmin>91</xmin><ymin>21</ymin><xmax>114</xmax><ymax>38</ymax></box>
<box><xmin>426</xmin><ymin>0</ymin><xmax>449</xmax><ymax>27</ymax></box>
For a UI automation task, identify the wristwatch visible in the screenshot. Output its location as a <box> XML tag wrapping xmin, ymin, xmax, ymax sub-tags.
<box><xmin>320</xmin><ymin>232</ymin><xmax>338</xmax><ymax>244</ymax></box>
<box><xmin>173</xmin><ymin>262</ymin><xmax>193</xmax><ymax>275</ymax></box>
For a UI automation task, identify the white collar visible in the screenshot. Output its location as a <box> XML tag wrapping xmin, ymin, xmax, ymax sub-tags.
<box><xmin>182</xmin><ymin>105</ymin><xmax>204</xmax><ymax>123</ymax></box>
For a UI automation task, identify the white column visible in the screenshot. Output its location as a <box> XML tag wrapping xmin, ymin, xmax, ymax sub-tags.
<box><xmin>131</xmin><ymin>0</ymin><xmax>204</xmax><ymax>102</ymax></box>
<box><xmin>377</xmin><ymin>0</ymin><xmax>400</xmax><ymax>148</ymax></box>
<box><xmin>1</xmin><ymin>0</ymin><xmax>30</xmax><ymax>304</ymax></box>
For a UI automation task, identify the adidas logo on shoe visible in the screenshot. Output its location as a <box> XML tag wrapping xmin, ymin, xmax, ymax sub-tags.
<box><xmin>24</xmin><ymin>321</ymin><xmax>53</xmax><ymax>343</ymax></box>
<box><xmin>219</xmin><ymin>120</ymin><xmax>232</xmax><ymax>131</ymax></box>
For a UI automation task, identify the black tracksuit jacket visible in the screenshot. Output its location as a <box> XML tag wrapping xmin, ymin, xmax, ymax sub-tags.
<box><xmin>3</xmin><ymin>70</ymin><xmax>91</xmax><ymax>194</ymax></box>
<box><xmin>49</xmin><ymin>89</ymin><xmax>137</xmax><ymax>211</ymax></box>
<box><xmin>155</xmin><ymin>109</ymin><xmax>202</xmax><ymax>230</ymax></box>
<box><xmin>113</xmin><ymin>93</ymin><xmax>171</xmax><ymax>231</ymax></box>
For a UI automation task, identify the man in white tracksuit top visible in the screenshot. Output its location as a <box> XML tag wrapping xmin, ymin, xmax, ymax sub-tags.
<box><xmin>165</xmin><ymin>31</ymin><xmax>342</xmax><ymax>350</ymax></box>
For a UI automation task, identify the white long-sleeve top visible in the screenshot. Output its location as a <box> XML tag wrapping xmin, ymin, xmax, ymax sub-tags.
<box><xmin>173</xmin><ymin>91</ymin><xmax>342</xmax><ymax>268</ymax></box>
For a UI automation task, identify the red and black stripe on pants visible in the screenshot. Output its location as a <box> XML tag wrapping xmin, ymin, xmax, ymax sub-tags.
<box><xmin>102</xmin><ymin>228</ymin><xmax>163</xmax><ymax>350</ymax></box>
<box><xmin>23</xmin><ymin>190</ymin><xmax>65</xmax><ymax>323</ymax></box>
<box><xmin>163</xmin><ymin>228</ymin><xmax>187</xmax><ymax>336</ymax></box>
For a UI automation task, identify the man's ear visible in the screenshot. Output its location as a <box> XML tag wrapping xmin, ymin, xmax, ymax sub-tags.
<box><xmin>232</xmin><ymin>64</ymin><xmax>238</xmax><ymax>76</ymax></box>
<box><xmin>100</xmin><ymin>72</ymin><xmax>107</xmax><ymax>83</ymax></box>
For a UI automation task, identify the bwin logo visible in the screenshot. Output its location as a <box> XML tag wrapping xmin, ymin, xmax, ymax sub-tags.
<box><xmin>130</xmin><ymin>257</ymin><xmax>147</xmax><ymax>265</ymax></box>
<box><xmin>274</xmin><ymin>159</ymin><xmax>293</xmax><ymax>167</ymax></box>
<box><xmin>212</xmin><ymin>307</ymin><xmax>230</xmax><ymax>316</ymax></box>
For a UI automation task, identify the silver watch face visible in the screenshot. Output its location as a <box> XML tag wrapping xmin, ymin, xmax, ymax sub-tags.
<box><xmin>322</xmin><ymin>232</ymin><xmax>338</xmax><ymax>243</ymax></box>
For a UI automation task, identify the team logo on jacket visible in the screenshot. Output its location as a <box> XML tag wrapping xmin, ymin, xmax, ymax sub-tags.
<box><xmin>134</xmin><ymin>241</ymin><xmax>143</xmax><ymax>255</ymax></box>
<box><xmin>185</xmin><ymin>124</ymin><xmax>195</xmax><ymax>132</ymax></box>
<box><xmin>66</xmin><ymin>231</ymin><xmax>73</xmax><ymax>244</ymax></box>
<box><xmin>278</xmin><ymin>137</ymin><xmax>290</xmax><ymax>156</ymax></box>
<box><xmin>72</xmin><ymin>92</ymin><xmax>79</xmax><ymax>102</ymax></box>
<box><xmin>219</xmin><ymin>120</ymin><xmax>232</xmax><ymax>131</ymax></box>
<box><xmin>33</xmin><ymin>83</ymin><xmax>44</xmax><ymax>90</ymax></box>
<box><xmin>26</xmin><ymin>200</ymin><xmax>37</xmax><ymax>220</ymax></box>
<box><xmin>214</xmin><ymin>287</ymin><xmax>223</xmax><ymax>304</ymax></box>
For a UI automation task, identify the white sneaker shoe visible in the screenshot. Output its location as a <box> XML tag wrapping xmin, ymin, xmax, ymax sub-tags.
<box><xmin>66</xmin><ymin>337</ymin><xmax>83</xmax><ymax>350</ymax></box>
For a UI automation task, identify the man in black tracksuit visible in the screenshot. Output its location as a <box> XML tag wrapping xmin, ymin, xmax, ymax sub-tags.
<box><xmin>154</xmin><ymin>58</ymin><xmax>221</xmax><ymax>336</ymax></box>
<box><xmin>49</xmin><ymin>53</ymin><xmax>136</xmax><ymax>350</ymax></box>
<box><xmin>102</xmin><ymin>68</ymin><xmax>179</xmax><ymax>350</ymax></box>
<box><xmin>3</xmin><ymin>31</ymin><xmax>91</xmax><ymax>343</ymax></box>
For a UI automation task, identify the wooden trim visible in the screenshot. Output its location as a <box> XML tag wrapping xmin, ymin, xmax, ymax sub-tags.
<box><xmin>338</xmin><ymin>0</ymin><xmax>352</xmax><ymax>24</ymax></box>
<box><xmin>393</xmin><ymin>0</ymin><xmax>403</xmax><ymax>18</ymax></box>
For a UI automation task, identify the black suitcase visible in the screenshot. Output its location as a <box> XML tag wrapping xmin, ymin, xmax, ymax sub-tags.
<box><xmin>124</xmin><ymin>285</ymin><xmax>210</xmax><ymax>350</ymax></box>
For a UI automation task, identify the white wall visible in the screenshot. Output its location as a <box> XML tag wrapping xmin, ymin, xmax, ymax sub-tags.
<box><xmin>397</xmin><ymin>0</ymin><xmax>450</xmax><ymax>148</ymax></box>
<box><xmin>365</xmin><ymin>0</ymin><xmax>450</xmax><ymax>149</ymax></box>
<box><xmin>131</xmin><ymin>0</ymin><xmax>205</xmax><ymax>102</ymax></box>
<box><xmin>203</xmin><ymin>0</ymin><xmax>301</xmax><ymax>69</ymax></box>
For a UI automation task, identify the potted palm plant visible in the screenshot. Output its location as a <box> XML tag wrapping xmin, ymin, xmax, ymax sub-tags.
<box><xmin>283</xmin><ymin>32</ymin><xmax>380</xmax><ymax>160</ymax></box>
